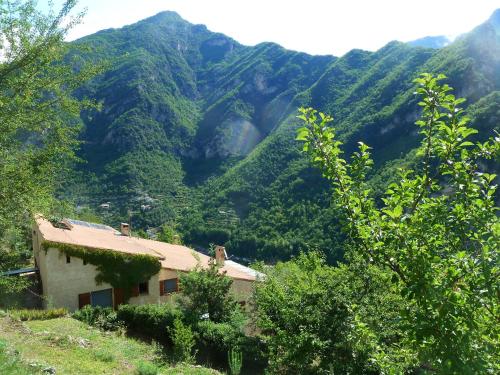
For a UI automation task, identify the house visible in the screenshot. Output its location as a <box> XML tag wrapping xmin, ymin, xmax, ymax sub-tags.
<box><xmin>32</xmin><ymin>216</ymin><xmax>261</xmax><ymax>312</ymax></box>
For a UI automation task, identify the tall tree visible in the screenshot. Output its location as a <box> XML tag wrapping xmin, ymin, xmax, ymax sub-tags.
<box><xmin>297</xmin><ymin>74</ymin><xmax>499</xmax><ymax>373</ymax></box>
<box><xmin>0</xmin><ymin>0</ymin><xmax>100</xmax><ymax>294</ymax></box>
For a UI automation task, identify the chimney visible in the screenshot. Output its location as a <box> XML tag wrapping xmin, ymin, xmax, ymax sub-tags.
<box><xmin>215</xmin><ymin>245</ymin><xmax>226</xmax><ymax>266</ymax></box>
<box><xmin>120</xmin><ymin>223</ymin><xmax>130</xmax><ymax>236</ymax></box>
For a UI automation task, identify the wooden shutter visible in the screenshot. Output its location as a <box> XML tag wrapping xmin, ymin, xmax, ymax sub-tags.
<box><xmin>78</xmin><ymin>292</ymin><xmax>90</xmax><ymax>309</ymax></box>
<box><xmin>131</xmin><ymin>285</ymin><xmax>140</xmax><ymax>297</ymax></box>
<box><xmin>175</xmin><ymin>278</ymin><xmax>180</xmax><ymax>292</ymax></box>
<box><xmin>159</xmin><ymin>280</ymin><xmax>164</xmax><ymax>296</ymax></box>
<box><xmin>113</xmin><ymin>288</ymin><xmax>124</xmax><ymax>309</ymax></box>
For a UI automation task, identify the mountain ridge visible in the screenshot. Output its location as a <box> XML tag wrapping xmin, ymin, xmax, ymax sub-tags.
<box><xmin>62</xmin><ymin>9</ymin><xmax>500</xmax><ymax>262</ymax></box>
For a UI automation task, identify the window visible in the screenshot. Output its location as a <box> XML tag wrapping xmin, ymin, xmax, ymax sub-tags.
<box><xmin>66</xmin><ymin>255</ymin><xmax>71</xmax><ymax>264</ymax></box>
<box><xmin>90</xmin><ymin>289</ymin><xmax>113</xmax><ymax>308</ymax></box>
<box><xmin>138</xmin><ymin>281</ymin><xmax>149</xmax><ymax>295</ymax></box>
<box><xmin>164</xmin><ymin>278</ymin><xmax>178</xmax><ymax>294</ymax></box>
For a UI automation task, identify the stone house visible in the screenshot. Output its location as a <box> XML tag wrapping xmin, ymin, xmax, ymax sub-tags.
<box><xmin>32</xmin><ymin>217</ymin><xmax>260</xmax><ymax>312</ymax></box>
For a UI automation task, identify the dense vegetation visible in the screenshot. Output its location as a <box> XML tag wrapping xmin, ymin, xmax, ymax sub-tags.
<box><xmin>60</xmin><ymin>9</ymin><xmax>500</xmax><ymax>263</ymax></box>
<box><xmin>0</xmin><ymin>1</ymin><xmax>498</xmax><ymax>373</ymax></box>
<box><xmin>0</xmin><ymin>0</ymin><xmax>101</xmax><ymax>300</ymax></box>
<box><xmin>280</xmin><ymin>74</ymin><xmax>498</xmax><ymax>373</ymax></box>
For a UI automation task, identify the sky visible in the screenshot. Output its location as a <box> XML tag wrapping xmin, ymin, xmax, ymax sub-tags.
<box><xmin>48</xmin><ymin>0</ymin><xmax>500</xmax><ymax>56</ymax></box>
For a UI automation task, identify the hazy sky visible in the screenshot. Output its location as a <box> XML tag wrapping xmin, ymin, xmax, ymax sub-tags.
<box><xmin>50</xmin><ymin>0</ymin><xmax>500</xmax><ymax>56</ymax></box>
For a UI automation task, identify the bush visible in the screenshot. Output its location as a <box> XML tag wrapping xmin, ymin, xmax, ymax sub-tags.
<box><xmin>228</xmin><ymin>347</ymin><xmax>243</xmax><ymax>375</ymax></box>
<box><xmin>195</xmin><ymin>319</ymin><xmax>267</xmax><ymax>371</ymax></box>
<box><xmin>117</xmin><ymin>303</ymin><xmax>181</xmax><ymax>342</ymax></box>
<box><xmin>135</xmin><ymin>361</ymin><xmax>158</xmax><ymax>375</ymax></box>
<box><xmin>197</xmin><ymin>320</ymin><xmax>243</xmax><ymax>352</ymax></box>
<box><xmin>9</xmin><ymin>308</ymin><xmax>67</xmax><ymax>321</ymax></box>
<box><xmin>171</xmin><ymin>318</ymin><xmax>196</xmax><ymax>363</ymax></box>
<box><xmin>72</xmin><ymin>305</ymin><xmax>122</xmax><ymax>331</ymax></box>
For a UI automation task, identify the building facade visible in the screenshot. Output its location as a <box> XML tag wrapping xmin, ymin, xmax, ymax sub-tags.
<box><xmin>33</xmin><ymin>217</ymin><xmax>260</xmax><ymax>312</ymax></box>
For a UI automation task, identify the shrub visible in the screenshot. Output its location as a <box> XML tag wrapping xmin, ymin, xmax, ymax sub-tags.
<box><xmin>228</xmin><ymin>347</ymin><xmax>243</xmax><ymax>375</ymax></box>
<box><xmin>196</xmin><ymin>319</ymin><xmax>266</xmax><ymax>370</ymax></box>
<box><xmin>135</xmin><ymin>361</ymin><xmax>158</xmax><ymax>375</ymax></box>
<box><xmin>9</xmin><ymin>308</ymin><xmax>67</xmax><ymax>321</ymax></box>
<box><xmin>196</xmin><ymin>320</ymin><xmax>243</xmax><ymax>352</ymax></box>
<box><xmin>171</xmin><ymin>318</ymin><xmax>196</xmax><ymax>363</ymax></box>
<box><xmin>117</xmin><ymin>303</ymin><xmax>181</xmax><ymax>342</ymax></box>
<box><xmin>179</xmin><ymin>259</ymin><xmax>237</xmax><ymax>324</ymax></box>
<box><xmin>72</xmin><ymin>305</ymin><xmax>122</xmax><ymax>331</ymax></box>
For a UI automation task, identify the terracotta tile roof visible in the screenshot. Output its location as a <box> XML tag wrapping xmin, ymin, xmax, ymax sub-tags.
<box><xmin>36</xmin><ymin>216</ymin><xmax>163</xmax><ymax>259</ymax></box>
<box><xmin>134</xmin><ymin>238</ymin><xmax>258</xmax><ymax>281</ymax></box>
<box><xmin>35</xmin><ymin>217</ymin><xmax>258</xmax><ymax>281</ymax></box>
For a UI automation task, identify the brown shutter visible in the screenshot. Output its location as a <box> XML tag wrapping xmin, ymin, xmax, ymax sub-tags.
<box><xmin>113</xmin><ymin>288</ymin><xmax>124</xmax><ymax>309</ymax></box>
<box><xmin>78</xmin><ymin>292</ymin><xmax>91</xmax><ymax>309</ymax></box>
<box><xmin>175</xmin><ymin>278</ymin><xmax>180</xmax><ymax>292</ymax></box>
<box><xmin>131</xmin><ymin>285</ymin><xmax>139</xmax><ymax>297</ymax></box>
<box><xmin>159</xmin><ymin>280</ymin><xmax>164</xmax><ymax>296</ymax></box>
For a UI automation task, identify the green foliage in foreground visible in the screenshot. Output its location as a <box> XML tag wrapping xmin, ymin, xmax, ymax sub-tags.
<box><xmin>0</xmin><ymin>315</ymin><xmax>221</xmax><ymax>374</ymax></box>
<box><xmin>116</xmin><ymin>303</ymin><xmax>181</xmax><ymax>342</ymax></box>
<box><xmin>9</xmin><ymin>308</ymin><xmax>68</xmax><ymax>321</ymax></box>
<box><xmin>294</xmin><ymin>74</ymin><xmax>499</xmax><ymax>373</ymax></box>
<box><xmin>171</xmin><ymin>318</ymin><xmax>196</xmax><ymax>363</ymax></box>
<box><xmin>0</xmin><ymin>0</ymin><xmax>102</xmax><ymax>296</ymax></box>
<box><xmin>0</xmin><ymin>339</ymin><xmax>32</xmax><ymax>375</ymax></box>
<box><xmin>179</xmin><ymin>259</ymin><xmax>238</xmax><ymax>324</ymax></box>
<box><xmin>73</xmin><ymin>305</ymin><xmax>123</xmax><ymax>331</ymax></box>
<box><xmin>255</xmin><ymin>252</ymin><xmax>408</xmax><ymax>374</ymax></box>
<box><xmin>227</xmin><ymin>347</ymin><xmax>243</xmax><ymax>375</ymax></box>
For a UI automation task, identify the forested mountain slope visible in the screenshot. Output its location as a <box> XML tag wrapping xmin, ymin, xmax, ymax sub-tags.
<box><xmin>64</xmin><ymin>10</ymin><xmax>500</xmax><ymax>262</ymax></box>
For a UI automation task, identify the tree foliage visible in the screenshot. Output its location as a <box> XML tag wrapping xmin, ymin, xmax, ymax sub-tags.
<box><xmin>0</xmin><ymin>0</ymin><xmax>101</xmax><ymax>293</ymax></box>
<box><xmin>296</xmin><ymin>73</ymin><xmax>499</xmax><ymax>373</ymax></box>
<box><xmin>179</xmin><ymin>258</ymin><xmax>238</xmax><ymax>324</ymax></box>
<box><xmin>255</xmin><ymin>252</ymin><xmax>410</xmax><ymax>374</ymax></box>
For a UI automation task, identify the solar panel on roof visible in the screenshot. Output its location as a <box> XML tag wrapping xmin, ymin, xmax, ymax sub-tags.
<box><xmin>67</xmin><ymin>219</ymin><xmax>116</xmax><ymax>232</ymax></box>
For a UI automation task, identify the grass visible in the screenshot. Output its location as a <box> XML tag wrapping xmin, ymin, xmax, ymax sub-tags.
<box><xmin>0</xmin><ymin>314</ymin><xmax>221</xmax><ymax>375</ymax></box>
<box><xmin>0</xmin><ymin>339</ymin><xmax>33</xmax><ymax>375</ymax></box>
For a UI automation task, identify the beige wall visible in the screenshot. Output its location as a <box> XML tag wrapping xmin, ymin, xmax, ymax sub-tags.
<box><xmin>33</xmin><ymin>226</ymin><xmax>255</xmax><ymax>311</ymax></box>
<box><xmin>36</xmin><ymin>243</ymin><xmax>160</xmax><ymax>311</ymax></box>
<box><xmin>158</xmin><ymin>268</ymin><xmax>255</xmax><ymax>304</ymax></box>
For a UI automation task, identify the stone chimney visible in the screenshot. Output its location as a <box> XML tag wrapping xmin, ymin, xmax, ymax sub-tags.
<box><xmin>215</xmin><ymin>245</ymin><xmax>226</xmax><ymax>266</ymax></box>
<box><xmin>120</xmin><ymin>223</ymin><xmax>130</xmax><ymax>236</ymax></box>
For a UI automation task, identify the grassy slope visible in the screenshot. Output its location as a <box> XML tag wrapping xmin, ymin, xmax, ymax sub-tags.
<box><xmin>0</xmin><ymin>316</ymin><xmax>219</xmax><ymax>375</ymax></box>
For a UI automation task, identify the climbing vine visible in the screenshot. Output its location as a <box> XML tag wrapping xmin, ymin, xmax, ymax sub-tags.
<box><xmin>42</xmin><ymin>241</ymin><xmax>161</xmax><ymax>301</ymax></box>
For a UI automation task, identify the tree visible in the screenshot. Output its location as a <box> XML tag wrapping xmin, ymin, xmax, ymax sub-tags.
<box><xmin>296</xmin><ymin>73</ymin><xmax>499</xmax><ymax>373</ymax></box>
<box><xmin>0</xmin><ymin>0</ymin><xmax>101</xmax><ymax>298</ymax></box>
<box><xmin>254</xmin><ymin>252</ymin><xmax>410</xmax><ymax>374</ymax></box>
<box><xmin>179</xmin><ymin>258</ymin><xmax>238</xmax><ymax>324</ymax></box>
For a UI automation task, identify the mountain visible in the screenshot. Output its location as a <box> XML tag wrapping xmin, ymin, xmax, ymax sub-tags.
<box><xmin>62</xmin><ymin>10</ymin><xmax>500</xmax><ymax>262</ymax></box>
<box><xmin>407</xmin><ymin>35</ymin><xmax>452</xmax><ymax>49</ymax></box>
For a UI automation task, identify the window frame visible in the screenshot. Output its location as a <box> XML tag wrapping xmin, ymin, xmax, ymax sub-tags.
<box><xmin>163</xmin><ymin>278</ymin><xmax>178</xmax><ymax>294</ymax></box>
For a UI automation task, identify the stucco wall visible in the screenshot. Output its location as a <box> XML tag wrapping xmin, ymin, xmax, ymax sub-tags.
<box><xmin>38</xmin><ymin>246</ymin><xmax>160</xmax><ymax>311</ymax></box>
<box><xmin>158</xmin><ymin>268</ymin><xmax>255</xmax><ymax>304</ymax></box>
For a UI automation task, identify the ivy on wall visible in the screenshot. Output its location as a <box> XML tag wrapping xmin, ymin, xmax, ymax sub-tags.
<box><xmin>42</xmin><ymin>241</ymin><xmax>161</xmax><ymax>301</ymax></box>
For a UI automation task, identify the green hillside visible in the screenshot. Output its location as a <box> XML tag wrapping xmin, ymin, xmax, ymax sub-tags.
<box><xmin>0</xmin><ymin>314</ymin><xmax>219</xmax><ymax>374</ymax></box>
<box><xmin>62</xmin><ymin>10</ymin><xmax>500</xmax><ymax>262</ymax></box>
